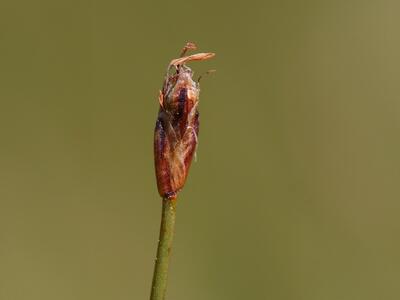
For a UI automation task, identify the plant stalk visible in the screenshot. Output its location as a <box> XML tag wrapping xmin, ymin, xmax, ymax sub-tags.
<box><xmin>150</xmin><ymin>198</ymin><xmax>177</xmax><ymax>300</ymax></box>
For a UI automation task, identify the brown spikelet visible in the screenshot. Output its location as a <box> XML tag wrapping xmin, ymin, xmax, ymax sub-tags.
<box><xmin>154</xmin><ymin>43</ymin><xmax>215</xmax><ymax>200</ymax></box>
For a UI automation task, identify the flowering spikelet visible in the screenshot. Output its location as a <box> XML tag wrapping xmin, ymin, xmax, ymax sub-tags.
<box><xmin>154</xmin><ymin>43</ymin><xmax>215</xmax><ymax>200</ymax></box>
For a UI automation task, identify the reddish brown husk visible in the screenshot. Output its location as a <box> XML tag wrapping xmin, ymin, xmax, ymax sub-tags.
<box><xmin>154</xmin><ymin>44</ymin><xmax>214</xmax><ymax>200</ymax></box>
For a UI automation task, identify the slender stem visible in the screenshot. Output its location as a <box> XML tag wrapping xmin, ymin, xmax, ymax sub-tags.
<box><xmin>150</xmin><ymin>198</ymin><xmax>177</xmax><ymax>300</ymax></box>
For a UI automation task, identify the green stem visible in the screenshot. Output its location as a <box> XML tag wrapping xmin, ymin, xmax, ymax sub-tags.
<box><xmin>150</xmin><ymin>198</ymin><xmax>177</xmax><ymax>300</ymax></box>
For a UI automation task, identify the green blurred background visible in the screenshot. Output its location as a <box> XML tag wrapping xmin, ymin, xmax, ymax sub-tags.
<box><xmin>1</xmin><ymin>0</ymin><xmax>399</xmax><ymax>299</ymax></box>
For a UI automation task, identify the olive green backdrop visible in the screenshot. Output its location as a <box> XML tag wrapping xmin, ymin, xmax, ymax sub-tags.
<box><xmin>1</xmin><ymin>0</ymin><xmax>399</xmax><ymax>299</ymax></box>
